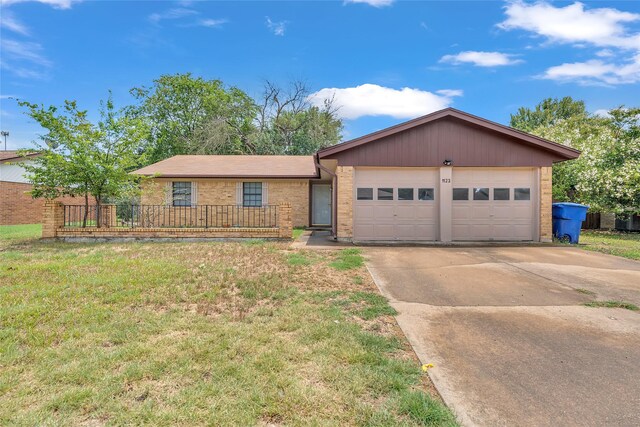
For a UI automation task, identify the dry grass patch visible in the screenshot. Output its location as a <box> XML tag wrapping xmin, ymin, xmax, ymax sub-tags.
<box><xmin>0</xmin><ymin>226</ymin><xmax>455</xmax><ymax>426</ymax></box>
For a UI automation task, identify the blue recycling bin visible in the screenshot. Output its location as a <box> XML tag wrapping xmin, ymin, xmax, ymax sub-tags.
<box><xmin>552</xmin><ymin>202</ymin><xmax>589</xmax><ymax>244</ymax></box>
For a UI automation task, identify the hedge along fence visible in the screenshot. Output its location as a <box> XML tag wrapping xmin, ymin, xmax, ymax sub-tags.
<box><xmin>42</xmin><ymin>202</ymin><xmax>293</xmax><ymax>239</ymax></box>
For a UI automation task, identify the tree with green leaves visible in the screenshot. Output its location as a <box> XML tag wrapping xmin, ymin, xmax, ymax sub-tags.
<box><xmin>513</xmin><ymin>99</ymin><xmax>640</xmax><ymax>215</ymax></box>
<box><xmin>129</xmin><ymin>75</ymin><xmax>343</xmax><ymax>160</ymax></box>
<box><xmin>510</xmin><ymin>97</ymin><xmax>587</xmax><ymax>133</ymax></box>
<box><xmin>252</xmin><ymin>80</ymin><xmax>342</xmax><ymax>155</ymax></box>
<box><xmin>128</xmin><ymin>73</ymin><xmax>257</xmax><ymax>162</ymax></box>
<box><xmin>19</xmin><ymin>95</ymin><xmax>147</xmax><ymax>227</ymax></box>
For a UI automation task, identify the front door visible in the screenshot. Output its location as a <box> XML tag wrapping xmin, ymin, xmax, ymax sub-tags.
<box><xmin>312</xmin><ymin>184</ymin><xmax>332</xmax><ymax>226</ymax></box>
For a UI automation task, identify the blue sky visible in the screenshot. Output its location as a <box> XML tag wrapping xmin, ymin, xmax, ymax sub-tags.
<box><xmin>1</xmin><ymin>0</ymin><xmax>639</xmax><ymax>150</ymax></box>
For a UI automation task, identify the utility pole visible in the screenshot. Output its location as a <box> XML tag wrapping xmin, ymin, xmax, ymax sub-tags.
<box><xmin>0</xmin><ymin>131</ymin><xmax>8</xmax><ymax>151</ymax></box>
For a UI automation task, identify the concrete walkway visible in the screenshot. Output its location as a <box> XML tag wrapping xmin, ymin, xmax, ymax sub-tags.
<box><xmin>290</xmin><ymin>230</ymin><xmax>351</xmax><ymax>250</ymax></box>
<box><xmin>365</xmin><ymin>246</ymin><xmax>640</xmax><ymax>427</ymax></box>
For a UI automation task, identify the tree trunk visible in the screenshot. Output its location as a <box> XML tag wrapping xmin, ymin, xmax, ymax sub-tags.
<box><xmin>83</xmin><ymin>192</ymin><xmax>89</xmax><ymax>228</ymax></box>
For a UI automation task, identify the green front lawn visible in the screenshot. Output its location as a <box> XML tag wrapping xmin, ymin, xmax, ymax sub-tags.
<box><xmin>0</xmin><ymin>223</ymin><xmax>41</xmax><ymax>244</ymax></box>
<box><xmin>0</xmin><ymin>225</ymin><xmax>455</xmax><ymax>426</ymax></box>
<box><xmin>579</xmin><ymin>230</ymin><xmax>640</xmax><ymax>261</ymax></box>
<box><xmin>292</xmin><ymin>227</ymin><xmax>305</xmax><ymax>240</ymax></box>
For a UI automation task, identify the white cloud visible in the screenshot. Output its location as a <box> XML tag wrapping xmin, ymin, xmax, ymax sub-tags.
<box><xmin>0</xmin><ymin>61</ymin><xmax>47</xmax><ymax>79</ymax></box>
<box><xmin>0</xmin><ymin>0</ymin><xmax>81</xmax><ymax>9</ymax></box>
<box><xmin>148</xmin><ymin>7</ymin><xmax>226</xmax><ymax>29</ymax></box>
<box><xmin>265</xmin><ymin>17</ymin><xmax>287</xmax><ymax>36</ymax></box>
<box><xmin>0</xmin><ymin>0</ymin><xmax>79</xmax><ymax>79</ymax></box>
<box><xmin>0</xmin><ymin>9</ymin><xmax>30</xmax><ymax>35</ymax></box>
<box><xmin>499</xmin><ymin>1</ymin><xmax>640</xmax><ymax>86</ymax></box>
<box><xmin>439</xmin><ymin>51</ymin><xmax>523</xmax><ymax>67</ymax></box>
<box><xmin>149</xmin><ymin>8</ymin><xmax>198</xmax><ymax>24</ymax></box>
<box><xmin>197</xmin><ymin>18</ymin><xmax>227</xmax><ymax>28</ymax></box>
<box><xmin>436</xmin><ymin>89</ymin><xmax>463</xmax><ymax>97</ymax></box>
<box><xmin>344</xmin><ymin>0</ymin><xmax>394</xmax><ymax>7</ymax></box>
<box><xmin>595</xmin><ymin>49</ymin><xmax>615</xmax><ymax>58</ymax></box>
<box><xmin>541</xmin><ymin>54</ymin><xmax>640</xmax><ymax>85</ymax></box>
<box><xmin>1</xmin><ymin>39</ymin><xmax>51</xmax><ymax>66</ymax></box>
<box><xmin>0</xmin><ymin>39</ymin><xmax>51</xmax><ymax>79</ymax></box>
<box><xmin>308</xmin><ymin>84</ymin><xmax>462</xmax><ymax>120</ymax></box>
<box><xmin>593</xmin><ymin>109</ymin><xmax>611</xmax><ymax>118</ymax></box>
<box><xmin>499</xmin><ymin>1</ymin><xmax>640</xmax><ymax>49</ymax></box>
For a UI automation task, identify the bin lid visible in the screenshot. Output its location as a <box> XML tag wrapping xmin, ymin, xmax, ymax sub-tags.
<box><xmin>552</xmin><ymin>202</ymin><xmax>590</xmax><ymax>209</ymax></box>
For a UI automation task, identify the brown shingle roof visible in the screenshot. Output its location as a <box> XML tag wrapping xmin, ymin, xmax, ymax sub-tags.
<box><xmin>0</xmin><ymin>150</ymin><xmax>40</xmax><ymax>163</ymax></box>
<box><xmin>132</xmin><ymin>155</ymin><xmax>319</xmax><ymax>178</ymax></box>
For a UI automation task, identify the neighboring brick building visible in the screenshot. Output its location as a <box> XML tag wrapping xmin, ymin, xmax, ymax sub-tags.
<box><xmin>0</xmin><ymin>151</ymin><xmax>86</xmax><ymax>225</ymax></box>
<box><xmin>133</xmin><ymin>108</ymin><xmax>581</xmax><ymax>242</ymax></box>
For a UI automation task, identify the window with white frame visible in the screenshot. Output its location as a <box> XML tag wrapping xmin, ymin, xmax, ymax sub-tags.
<box><xmin>172</xmin><ymin>182</ymin><xmax>192</xmax><ymax>206</ymax></box>
<box><xmin>243</xmin><ymin>182</ymin><xmax>263</xmax><ymax>206</ymax></box>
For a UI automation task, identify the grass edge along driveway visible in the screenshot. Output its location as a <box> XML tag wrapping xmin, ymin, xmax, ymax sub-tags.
<box><xmin>578</xmin><ymin>230</ymin><xmax>640</xmax><ymax>261</ymax></box>
<box><xmin>0</xmin><ymin>225</ymin><xmax>457</xmax><ymax>426</ymax></box>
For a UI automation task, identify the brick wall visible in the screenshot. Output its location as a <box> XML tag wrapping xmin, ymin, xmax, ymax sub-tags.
<box><xmin>335</xmin><ymin>166</ymin><xmax>353</xmax><ymax>239</ymax></box>
<box><xmin>540</xmin><ymin>166</ymin><xmax>553</xmax><ymax>242</ymax></box>
<box><xmin>56</xmin><ymin>227</ymin><xmax>282</xmax><ymax>239</ymax></box>
<box><xmin>142</xmin><ymin>178</ymin><xmax>309</xmax><ymax>227</ymax></box>
<box><xmin>0</xmin><ymin>181</ymin><xmax>89</xmax><ymax>225</ymax></box>
<box><xmin>42</xmin><ymin>201</ymin><xmax>64</xmax><ymax>238</ymax></box>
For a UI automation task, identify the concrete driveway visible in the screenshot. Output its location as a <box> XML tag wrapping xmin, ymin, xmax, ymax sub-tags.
<box><xmin>365</xmin><ymin>246</ymin><xmax>640</xmax><ymax>427</ymax></box>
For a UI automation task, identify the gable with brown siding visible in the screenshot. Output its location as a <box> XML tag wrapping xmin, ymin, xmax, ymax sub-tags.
<box><xmin>318</xmin><ymin>108</ymin><xmax>579</xmax><ymax>167</ymax></box>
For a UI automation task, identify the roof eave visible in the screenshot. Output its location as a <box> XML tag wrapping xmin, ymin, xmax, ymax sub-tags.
<box><xmin>132</xmin><ymin>173</ymin><xmax>319</xmax><ymax>179</ymax></box>
<box><xmin>0</xmin><ymin>153</ymin><xmax>41</xmax><ymax>163</ymax></box>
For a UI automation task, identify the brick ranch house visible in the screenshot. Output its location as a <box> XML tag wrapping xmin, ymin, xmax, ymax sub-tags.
<box><xmin>133</xmin><ymin>108</ymin><xmax>580</xmax><ymax>242</ymax></box>
<box><xmin>0</xmin><ymin>151</ymin><xmax>89</xmax><ymax>225</ymax></box>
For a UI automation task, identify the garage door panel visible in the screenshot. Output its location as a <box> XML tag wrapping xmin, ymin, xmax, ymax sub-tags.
<box><xmin>354</xmin><ymin>168</ymin><xmax>438</xmax><ymax>241</ymax></box>
<box><xmin>413</xmin><ymin>204</ymin><xmax>436</xmax><ymax>217</ymax></box>
<box><xmin>394</xmin><ymin>204</ymin><xmax>436</xmax><ymax>219</ymax></box>
<box><xmin>354</xmin><ymin>207</ymin><xmax>374</xmax><ymax>221</ymax></box>
<box><xmin>354</xmin><ymin>224</ymin><xmax>373</xmax><ymax>238</ymax></box>
<box><xmin>373</xmin><ymin>224</ymin><xmax>396</xmax><ymax>239</ymax></box>
<box><xmin>395</xmin><ymin>225</ymin><xmax>417</xmax><ymax>239</ymax></box>
<box><xmin>418</xmin><ymin>224</ymin><xmax>437</xmax><ymax>239</ymax></box>
<box><xmin>452</xmin><ymin>168</ymin><xmax>536</xmax><ymax>241</ymax></box>
<box><xmin>492</xmin><ymin>205</ymin><xmax>512</xmax><ymax>220</ymax></box>
<box><xmin>373</xmin><ymin>205</ymin><xmax>395</xmax><ymax>220</ymax></box>
<box><xmin>493</xmin><ymin>224</ymin><xmax>511</xmax><ymax>236</ymax></box>
<box><xmin>452</xmin><ymin>205</ymin><xmax>472</xmax><ymax>220</ymax></box>
<box><xmin>472</xmin><ymin>205</ymin><xmax>491</xmax><ymax>217</ymax></box>
<box><xmin>452</xmin><ymin>224</ymin><xmax>471</xmax><ymax>237</ymax></box>
<box><xmin>394</xmin><ymin>205</ymin><xmax>417</xmax><ymax>218</ymax></box>
<box><xmin>511</xmin><ymin>205</ymin><xmax>532</xmax><ymax>219</ymax></box>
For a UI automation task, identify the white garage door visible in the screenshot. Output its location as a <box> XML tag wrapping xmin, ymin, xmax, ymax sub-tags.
<box><xmin>452</xmin><ymin>168</ymin><xmax>537</xmax><ymax>241</ymax></box>
<box><xmin>354</xmin><ymin>168</ymin><xmax>438</xmax><ymax>241</ymax></box>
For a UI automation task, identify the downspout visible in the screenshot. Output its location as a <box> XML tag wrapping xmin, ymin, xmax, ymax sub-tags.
<box><xmin>314</xmin><ymin>153</ymin><xmax>337</xmax><ymax>239</ymax></box>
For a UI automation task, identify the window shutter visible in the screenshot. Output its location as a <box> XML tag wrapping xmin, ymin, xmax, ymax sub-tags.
<box><xmin>190</xmin><ymin>182</ymin><xmax>198</xmax><ymax>206</ymax></box>
<box><xmin>165</xmin><ymin>182</ymin><xmax>172</xmax><ymax>206</ymax></box>
<box><xmin>262</xmin><ymin>182</ymin><xmax>268</xmax><ymax>206</ymax></box>
<box><xmin>236</xmin><ymin>182</ymin><xmax>243</xmax><ymax>206</ymax></box>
